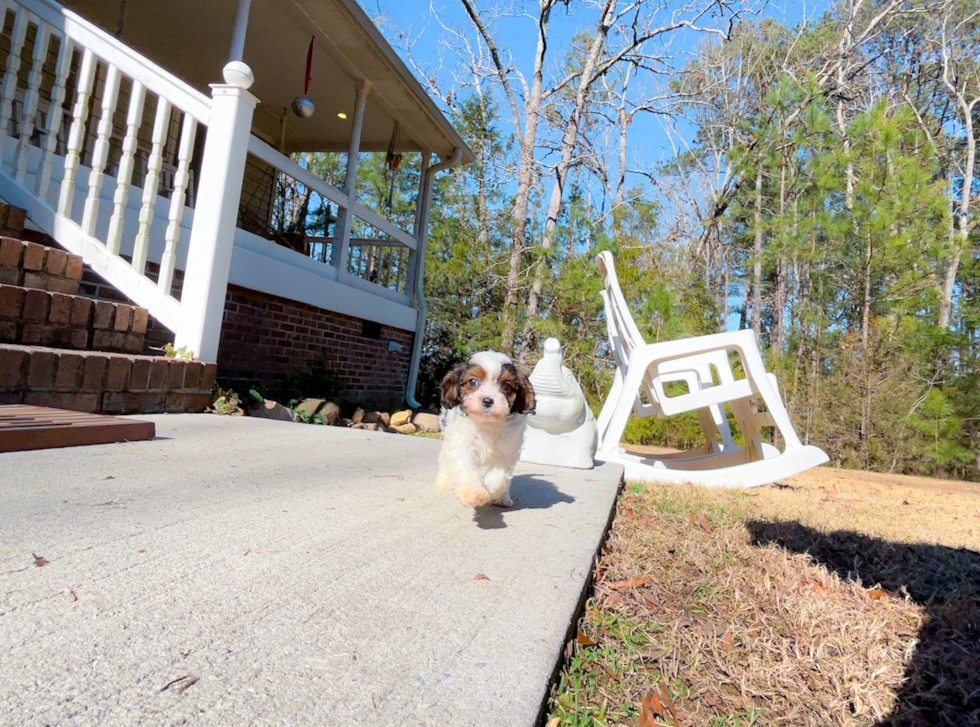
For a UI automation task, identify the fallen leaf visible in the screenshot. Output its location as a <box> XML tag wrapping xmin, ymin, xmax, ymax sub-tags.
<box><xmin>805</xmin><ymin>579</ymin><xmax>833</xmax><ymax>595</ymax></box>
<box><xmin>600</xmin><ymin>663</ymin><xmax>620</xmax><ymax>681</ymax></box>
<box><xmin>642</xmin><ymin>592</ymin><xmax>660</xmax><ymax>610</ymax></box>
<box><xmin>474</xmin><ymin>573</ymin><xmax>489</xmax><ymax>580</ymax></box>
<box><xmin>688</xmin><ymin>512</ymin><xmax>696</xmax><ymax>526</ymax></box>
<box><xmin>32</xmin><ymin>553</ymin><xmax>48</xmax><ymax>567</ymax></box>
<box><xmin>901</xmin><ymin>498</ymin><xmax>912</xmax><ymax>506</ymax></box>
<box><xmin>867</xmin><ymin>588</ymin><xmax>888</xmax><ymax>600</ymax></box>
<box><xmin>698</xmin><ymin>514</ymin><xmax>712</xmax><ymax>533</ymax></box>
<box><xmin>603</xmin><ymin>592</ymin><xmax>623</xmax><ymax>607</ymax></box>
<box><xmin>605</xmin><ymin>577</ymin><xmax>651</xmax><ymax>591</ymax></box>
<box><xmin>577</xmin><ymin>629</ymin><xmax>599</xmax><ymax>647</ymax></box>
<box><xmin>160</xmin><ymin>674</ymin><xmax>197</xmax><ymax>693</ymax></box>
<box><xmin>564</xmin><ymin>640</ymin><xmax>574</xmax><ymax>660</ymax></box>
<box><xmin>61</xmin><ymin>588</ymin><xmax>77</xmax><ymax>602</ymax></box>
<box><xmin>638</xmin><ymin>687</ymin><xmax>665</xmax><ymax>727</ymax></box>
<box><xmin>642</xmin><ymin>647</ymin><xmax>666</xmax><ymax>660</ymax></box>
<box><xmin>703</xmin><ymin>691</ymin><xmax>724</xmax><ymax>714</ymax></box>
<box><xmin>658</xmin><ymin>682</ymin><xmax>682</xmax><ymax>725</ymax></box>
<box><xmin>545</xmin><ymin>717</ymin><xmax>561</xmax><ymax>727</ymax></box>
<box><xmin>721</xmin><ymin>630</ymin><xmax>732</xmax><ymax>654</ymax></box>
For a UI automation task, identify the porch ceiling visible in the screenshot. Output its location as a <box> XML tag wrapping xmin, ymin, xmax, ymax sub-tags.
<box><xmin>60</xmin><ymin>0</ymin><xmax>474</xmax><ymax>163</ymax></box>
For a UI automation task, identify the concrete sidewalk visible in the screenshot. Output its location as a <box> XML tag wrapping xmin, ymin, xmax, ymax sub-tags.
<box><xmin>0</xmin><ymin>414</ymin><xmax>623</xmax><ymax>726</ymax></box>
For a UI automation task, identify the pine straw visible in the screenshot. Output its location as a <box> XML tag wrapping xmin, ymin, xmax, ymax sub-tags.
<box><xmin>546</xmin><ymin>473</ymin><xmax>980</xmax><ymax>727</ymax></box>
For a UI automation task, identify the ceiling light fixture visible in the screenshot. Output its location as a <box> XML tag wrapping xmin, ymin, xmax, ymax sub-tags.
<box><xmin>337</xmin><ymin>112</ymin><xmax>348</xmax><ymax>119</ymax></box>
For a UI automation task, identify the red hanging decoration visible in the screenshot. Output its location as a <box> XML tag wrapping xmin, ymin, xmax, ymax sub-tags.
<box><xmin>304</xmin><ymin>35</ymin><xmax>314</xmax><ymax>95</ymax></box>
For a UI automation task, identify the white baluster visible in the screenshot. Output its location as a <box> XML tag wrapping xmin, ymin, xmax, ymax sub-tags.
<box><xmin>58</xmin><ymin>48</ymin><xmax>96</xmax><ymax>217</ymax></box>
<box><xmin>14</xmin><ymin>17</ymin><xmax>50</xmax><ymax>181</ymax></box>
<box><xmin>132</xmin><ymin>95</ymin><xmax>170</xmax><ymax>274</ymax></box>
<box><xmin>35</xmin><ymin>33</ymin><xmax>71</xmax><ymax>200</ymax></box>
<box><xmin>106</xmin><ymin>79</ymin><xmax>145</xmax><ymax>254</ymax></box>
<box><xmin>158</xmin><ymin>113</ymin><xmax>196</xmax><ymax>293</ymax></box>
<box><xmin>0</xmin><ymin>5</ymin><xmax>28</xmax><ymax>157</ymax></box>
<box><xmin>80</xmin><ymin>63</ymin><xmax>120</xmax><ymax>236</ymax></box>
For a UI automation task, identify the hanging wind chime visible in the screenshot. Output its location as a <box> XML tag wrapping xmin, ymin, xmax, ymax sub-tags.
<box><xmin>291</xmin><ymin>35</ymin><xmax>316</xmax><ymax>118</ymax></box>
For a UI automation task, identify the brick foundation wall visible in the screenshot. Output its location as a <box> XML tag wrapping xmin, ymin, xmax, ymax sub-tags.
<box><xmin>217</xmin><ymin>285</ymin><xmax>414</xmax><ymax>408</ymax></box>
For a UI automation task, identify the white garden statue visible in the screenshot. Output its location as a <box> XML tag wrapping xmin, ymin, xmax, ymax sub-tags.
<box><xmin>520</xmin><ymin>338</ymin><xmax>598</xmax><ymax>469</ymax></box>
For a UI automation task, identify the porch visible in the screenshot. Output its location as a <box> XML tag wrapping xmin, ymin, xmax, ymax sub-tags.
<box><xmin>0</xmin><ymin>0</ymin><xmax>472</xmax><ymax>406</ymax></box>
<box><xmin>0</xmin><ymin>413</ymin><xmax>624</xmax><ymax>725</ymax></box>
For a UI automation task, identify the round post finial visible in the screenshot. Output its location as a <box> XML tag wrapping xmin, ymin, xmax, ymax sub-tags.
<box><xmin>222</xmin><ymin>61</ymin><xmax>254</xmax><ymax>89</ymax></box>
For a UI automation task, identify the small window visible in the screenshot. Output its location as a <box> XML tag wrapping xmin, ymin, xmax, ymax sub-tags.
<box><xmin>361</xmin><ymin>320</ymin><xmax>382</xmax><ymax>340</ymax></box>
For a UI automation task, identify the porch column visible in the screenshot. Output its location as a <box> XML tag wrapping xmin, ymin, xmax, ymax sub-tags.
<box><xmin>403</xmin><ymin>150</ymin><xmax>431</xmax><ymax>298</ymax></box>
<box><xmin>228</xmin><ymin>0</ymin><xmax>252</xmax><ymax>62</ymax></box>
<box><xmin>330</xmin><ymin>80</ymin><xmax>370</xmax><ymax>273</ymax></box>
<box><xmin>173</xmin><ymin>64</ymin><xmax>257</xmax><ymax>362</ymax></box>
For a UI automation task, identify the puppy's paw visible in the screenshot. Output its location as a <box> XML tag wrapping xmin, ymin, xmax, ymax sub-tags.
<box><xmin>490</xmin><ymin>493</ymin><xmax>513</xmax><ymax>507</ymax></box>
<box><xmin>435</xmin><ymin>470</ymin><xmax>453</xmax><ymax>492</ymax></box>
<box><xmin>455</xmin><ymin>486</ymin><xmax>492</xmax><ymax>508</ymax></box>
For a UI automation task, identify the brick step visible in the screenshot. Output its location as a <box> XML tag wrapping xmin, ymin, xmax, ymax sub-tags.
<box><xmin>0</xmin><ymin>236</ymin><xmax>84</xmax><ymax>294</ymax></box>
<box><xmin>0</xmin><ymin>283</ymin><xmax>148</xmax><ymax>353</ymax></box>
<box><xmin>0</xmin><ymin>343</ymin><xmax>215</xmax><ymax>415</ymax></box>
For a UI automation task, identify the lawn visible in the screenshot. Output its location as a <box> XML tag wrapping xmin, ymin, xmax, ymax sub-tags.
<box><xmin>545</xmin><ymin>463</ymin><xmax>980</xmax><ymax>727</ymax></box>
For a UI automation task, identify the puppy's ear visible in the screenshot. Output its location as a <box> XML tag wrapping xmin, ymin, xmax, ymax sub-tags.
<box><xmin>440</xmin><ymin>365</ymin><xmax>466</xmax><ymax>409</ymax></box>
<box><xmin>512</xmin><ymin>373</ymin><xmax>536</xmax><ymax>414</ymax></box>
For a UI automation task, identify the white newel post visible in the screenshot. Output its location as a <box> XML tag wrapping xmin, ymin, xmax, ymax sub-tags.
<box><xmin>174</xmin><ymin>63</ymin><xmax>257</xmax><ymax>362</ymax></box>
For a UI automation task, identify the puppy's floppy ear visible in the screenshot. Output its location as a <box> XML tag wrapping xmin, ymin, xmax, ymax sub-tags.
<box><xmin>512</xmin><ymin>373</ymin><xmax>536</xmax><ymax>414</ymax></box>
<box><xmin>440</xmin><ymin>364</ymin><xmax>466</xmax><ymax>409</ymax></box>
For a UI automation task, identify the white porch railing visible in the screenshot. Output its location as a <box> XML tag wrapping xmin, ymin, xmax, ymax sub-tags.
<box><xmin>0</xmin><ymin>0</ymin><xmax>426</xmax><ymax>363</ymax></box>
<box><xmin>0</xmin><ymin>0</ymin><xmax>213</xmax><ymax>337</ymax></box>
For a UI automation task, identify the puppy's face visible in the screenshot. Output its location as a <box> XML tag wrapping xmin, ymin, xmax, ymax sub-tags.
<box><xmin>441</xmin><ymin>351</ymin><xmax>535</xmax><ymax>422</ymax></box>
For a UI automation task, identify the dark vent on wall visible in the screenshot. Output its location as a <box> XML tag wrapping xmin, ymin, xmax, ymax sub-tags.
<box><xmin>361</xmin><ymin>320</ymin><xmax>382</xmax><ymax>340</ymax></box>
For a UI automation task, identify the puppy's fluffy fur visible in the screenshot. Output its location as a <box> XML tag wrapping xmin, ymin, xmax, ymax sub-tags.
<box><xmin>436</xmin><ymin>351</ymin><xmax>536</xmax><ymax>508</ymax></box>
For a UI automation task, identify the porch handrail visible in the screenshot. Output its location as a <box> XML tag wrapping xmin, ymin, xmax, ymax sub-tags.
<box><xmin>246</xmin><ymin>135</ymin><xmax>416</xmax><ymax>251</ymax></box>
<box><xmin>8</xmin><ymin>0</ymin><xmax>212</xmax><ymax>125</ymax></box>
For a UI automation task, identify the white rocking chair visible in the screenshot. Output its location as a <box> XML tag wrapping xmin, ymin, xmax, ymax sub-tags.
<box><xmin>595</xmin><ymin>251</ymin><xmax>828</xmax><ymax>487</ymax></box>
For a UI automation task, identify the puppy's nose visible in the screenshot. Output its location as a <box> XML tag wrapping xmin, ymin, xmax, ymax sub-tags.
<box><xmin>482</xmin><ymin>397</ymin><xmax>494</xmax><ymax>408</ymax></box>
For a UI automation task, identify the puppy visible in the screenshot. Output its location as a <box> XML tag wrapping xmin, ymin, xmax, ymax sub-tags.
<box><xmin>436</xmin><ymin>351</ymin><xmax>536</xmax><ymax>508</ymax></box>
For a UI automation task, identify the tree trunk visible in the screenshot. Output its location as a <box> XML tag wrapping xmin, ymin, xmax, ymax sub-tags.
<box><xmin>939</xmin><ymin>111</ymin><xmax>974</xmax><ymax>328</ymax></box>
<box><xmin>751</xmin><ymin>166</ymin><xmax>763</xmax><ymax>337</ymax></box>
<box><xmin>519</xmin><ymin>0</ymin><xmax>616</xmax><ymax>364</ymax></box>
<box><xmin>772</xmin><ymin>154</ymin><xmax>788</xmax><ymax>353</ymax></box>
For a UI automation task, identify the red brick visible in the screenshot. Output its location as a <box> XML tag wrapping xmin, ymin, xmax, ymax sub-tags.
<box><xmin>64</xmin><ymin>255</ymin><xmax>83</xmax><ymax>280</ymax></box>
<box><xmin>48</xmin><ymin>293</ymin><xmax>72</xmax><ymax>325</ymax></box>
<box><xmin>22</xmin><ymin>271</ymin><xmax>49</xmax><ymax>290</ymax></box>
<box><xmin>164</xmin><ymin>391</ymin><xmax>210</xmax><ymax>413</ymax></box>
<box><xmin>129</xmin><ymin>359</ymin><xmax>151</xmax><ymax>391</ymax></box>
<box><xmin>200</xmin><ymin>362</ymin><xmax>217</xmax><ymax>390</ymax></box>
<box><xmin>55</xmin><ymin>353</ymin><xmax>84</xmax><ymax>391</ymax></box>
<box><xmin>0</xmin><ymin>285</ymin><xmax>24</xmax><ymax>318</ymax></box>
<box><xmin>27</xmin><ymin>350</ymin><xmax>56</xmax><ymax>389</ymax></box>
<box><xmin>0</xmin><ymin>391</ymin><xmax>21</xmax><ymax>404</ymax></box>
<box><xmin>168</xmin><ymin>361</ymin><xmax>185</xmax><ymax>390</ymax></box>
<box><xmin>81</xmin><ymin>355</ymin><xmax>108</xmax><ymax>391</ymax></box>
<box><xmin>2</xmin><ymin>205</ymin><xmax>26</xmax><ymax>233</ymax></box>
<box><xmin>21</xmin><ymin>324</ymin><xmax>55</xmax><ymax>346</ymax></box>
<box><xmin>47</xmin><ymin>277</ymin><xmax>79</xmax><ymax>295</ymax></box>
<box><xmin>24</xmin><ymin>391</ymin><xmax>100</xmax><ymax>412</ymax></box>
<box><xmin>148</xmin><ymin>359</ymin><xmax>169</xmax><ymax>390</ymax></box>
<box><xmin>44</xmin><ymin>248</ymin><xmax>68</xmax><ymax>276</ymax></box>
<box><xmin>183</xmin><ymin>361</ymin><xmax>203</xmax><ymax>390</ymax></box>
<box><xmin>102</xmin><ymin>391</ymin><xmax>165</xmax><ymax>414</ymax></box>
<box><xmin>93</xmin><ymin>300</ymin><xmax>115</xmax><ymax>329</ymax></box>
<box><xmin>0</xmin><ymin>237</ymin><xmax>23</xmax><ymax>267</ymax></box>
<box><xmin>106</xmin><ymin>357</ymin><xmax>131</xmax><ymax>389</ymax></box>
<box><xmin>92</xmin><ymin>330</ymin><xmax>128</xmax><ymax>351</ymax></box>
<box><xmin>131</xmin><ymin>307</ymin><xmax>148</xmax><ymax>335</ymax></box>
<box><xmin>114</xmin><ymin>304</ymin><xmax>132</xmax><ymax>332</ymax></box>
<box><xmin>123</xmin><ymin>334</ymin><xmax>142</xmax><ymax>353</ymax></box>
<box><xmin>69</xmin><ymin>329</ymin><xmax>89</xmax><ymax>348</ymax></box>
<box><xmin>0</xmin><ymin>267</ymin><xmax>20</xmax><ymax>285</ymax></box>
<box><xmin>22</xmin><ymin>289</ymin><xmax>49</xmax><ymax>322</ymax></box>
<box><xmin>70</xmin><ymin>297</ymin><xmax>92</xmax><ymax>327</ymax></box>
<box><xmin>0</xmin><ymin>320</ymin><xmax>16</xmax><ymax>340</ymax></box>
<box><xmin>0</xmin><ymin>347</ymin><xmax>27</xmax><ymax>388</ymax></box>
<box><xmin>22</xmin><ymin>243</ymin><xmax>45</xmax><ymax>271</ymax></box>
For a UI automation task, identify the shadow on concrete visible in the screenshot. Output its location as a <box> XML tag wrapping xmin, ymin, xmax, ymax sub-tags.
<box><xmin>473</xmin><ymin>475</ymin><xmax>576</xmax><ymax>530</ymax></box>
<box><xmin>747</xmin><ymin>520</ymin><xmax>980</xmax><ymax>727</ymax></box>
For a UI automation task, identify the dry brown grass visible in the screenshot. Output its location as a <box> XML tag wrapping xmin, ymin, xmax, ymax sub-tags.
<box><xmin>546</xmin><ymin>464</ymin><xmax>980</xmax><ymax>727</ymax></box>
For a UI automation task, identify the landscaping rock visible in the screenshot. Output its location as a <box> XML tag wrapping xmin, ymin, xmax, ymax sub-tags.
<box><xmin>352</xmin><ymin>407</ymin><xmax>366</xmax><ymax>424</ymax></box>
<box><xmin>364</xmin><ymin>423</ymin><xmax>382</xmax><ymax>432</ymax></box>
<box><xmin>363</xmin><ymin>411</ymin><xmax>383</xmax><ymax>424</ymax></box>
<box><xmin>378</xmin><ymin>412</ymin><xmax>391</xmax><ymax>427</ymax></box>
<box><xmin>391</xmin><ymin>410</ymin><xmax>413</xmax><ymax>427</ymax></box>
<box><xmin>412</xmin><ymin>412</ymin><xmax>441</xmax><ymax>433</ymax></box>
<box><xmin>296</xmin><ymin>398</ymin><xmax>326</xmax><ymax>416</ymax></box>
<box><xmin>320</xmin><ymin>402</ymin><xmax>342</xmax><ymax>426</ymax></box>
<box><xmin>389</xmin><ymin>422</ymin><xmax>417</xmax><ymax>435</ymax></box>
<box><xmin>249</xmin><ymin>399</ymin><xmax>297</xmax><ymax>422</ymax></box>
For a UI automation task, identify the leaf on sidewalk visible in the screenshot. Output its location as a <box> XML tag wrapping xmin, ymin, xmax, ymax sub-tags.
<box><xmin>32</xmin><ymin>553</ymin><xmax>48</xmax><ymax>567</ymax></box>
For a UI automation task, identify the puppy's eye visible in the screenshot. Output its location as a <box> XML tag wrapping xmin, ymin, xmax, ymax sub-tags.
<box><xmin>501</xmin><ymin>382</ymin><xmax>512</xmax><ymax>393</ymax></box>
<box><xmin>467</xmin><ymin>378</ymin><xmax>479</xmax><ymax>388</ymax></box>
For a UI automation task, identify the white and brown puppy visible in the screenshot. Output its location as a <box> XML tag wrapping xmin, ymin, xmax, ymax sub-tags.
<box><xmin>436</xmin><ymin>351</ymin><xmax>536</xmax><ymax>508</ymax></box>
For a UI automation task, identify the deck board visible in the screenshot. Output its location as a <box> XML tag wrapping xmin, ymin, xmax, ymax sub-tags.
<box><xmin>0</xmin><ymin>405</ymin><xmax>155</xmax><ymax>452</ymax></box>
